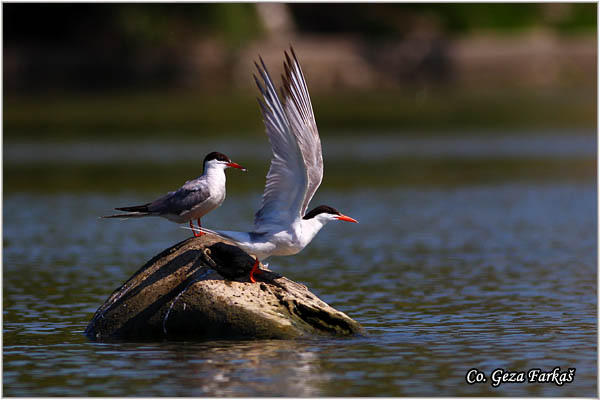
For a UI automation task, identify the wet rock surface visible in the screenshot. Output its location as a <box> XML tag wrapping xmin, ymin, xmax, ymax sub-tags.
<box><xmin>85</xmin><ymin>234</ymin><xmax>364</xmax><ymax>341</ymax></box>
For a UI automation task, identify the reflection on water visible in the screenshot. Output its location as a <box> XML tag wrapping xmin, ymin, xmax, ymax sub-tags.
<box><xmin>3</xmin><ymin>179</ymin><xmax>596</xmax><ymax>396</ymax></box>
<box><xmin>88</xmin><ymin>340</ymin><xmax>327</xmax><ymax>397</ymax></box>
<box><xmin>176</xmin><ymin>340</ymin><xmax>326</xmax><ymax>397</ymax></box>
<box><xmin>3</xmin><ymin>337</ymin><xmax>326</xmax><ymax>396</ymax></box>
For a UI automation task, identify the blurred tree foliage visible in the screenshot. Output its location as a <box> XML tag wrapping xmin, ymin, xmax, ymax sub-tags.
<box><xmin>115</xmin><ymin>3</ymin><xmax>262</xmax><ymax>47</ymax></box>
<box><xmin>288</xmin><ymin>3</ymin><xmax>595</xmax><ymax>36</ymax></box>
<box><xmin>4</xmin><ymin>3</ymin><xmax>595</xmax><ymax>138</ymax></box>
<box><xmin>5</xmin><ymin>3</ymin><xmax>595</xmax><ymax>48</ymax></box>
<box><xmin>4</xmin><ymin>3</ymin><xmax>262</xmax><ymax>47</ymax></box>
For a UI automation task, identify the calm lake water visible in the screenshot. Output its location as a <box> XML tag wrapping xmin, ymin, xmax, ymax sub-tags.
<box><xmin>3</xmin><ymin>134</ymin><xmax>597</xmax><ymax>396</ymax></box>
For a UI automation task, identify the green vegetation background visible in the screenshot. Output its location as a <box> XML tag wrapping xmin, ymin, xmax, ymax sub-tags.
<box><xmin>4</xmin><ymin>3</ymin><xmax>596</xmax><ymax>141</ymax></box>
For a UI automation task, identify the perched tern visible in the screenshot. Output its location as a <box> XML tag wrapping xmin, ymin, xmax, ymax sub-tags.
<box><xmin>193</xmin><ymin>48</ymin><xmax>358</xmax><ymax>282</ymax></box>
<box><xmin>102</xmin><ymin>151</ymin><xmax>246</xmax><ymax>236</ymax></box>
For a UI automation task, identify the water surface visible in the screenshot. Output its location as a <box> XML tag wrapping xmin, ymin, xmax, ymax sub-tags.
<box><xmin>3</xmin><ymin>134</ymin><xmax>597</xmax><ymax>396</ymax></box>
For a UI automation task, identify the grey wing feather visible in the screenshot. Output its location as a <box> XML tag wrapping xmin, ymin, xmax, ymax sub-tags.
<box><xmin>253</xmin><ymin>48</ymin><xmax>323</xmax><ymax>232</ymax></box>
<box><xmin>253</xmin><ymin>56</ymin><xmax>309</xmax><ymax>232</ymax></box>
<box><xmin>282</xmin><ymin>48</ymin><xmax>323</xmax><ymax>215</ymax></box>
<box><xmin>148</xmin><ymin>185</ymin><xmax>211</xmax><ymax>216</ymax></box>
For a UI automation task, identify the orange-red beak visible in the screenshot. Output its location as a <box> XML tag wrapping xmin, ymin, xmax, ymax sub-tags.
<box><xmin>336</xmin><ymin>214</ymin><xmax>358</xmax><ymax>223</ymax></box>
<box><xmin>226</xmin><ymin>162</ymin><xmax>247</xmax><ymax>171</ymax></box>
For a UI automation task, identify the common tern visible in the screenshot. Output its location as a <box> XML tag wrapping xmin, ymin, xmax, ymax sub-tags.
<box><xmin>193</xmin><ymin>48</ymin><xmax>358</xmax><ymax>282</ymax></box>
<box><xmin>102</xmin><ymin>151</ymin><xmax>246</xmax><ymax>236</ymax></box>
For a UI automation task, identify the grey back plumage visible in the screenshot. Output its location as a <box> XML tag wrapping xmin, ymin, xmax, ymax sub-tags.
<box><xmin>148</xmin><ymin>185</ymin><xmax>211</xmax><ymax>217</ymax></box>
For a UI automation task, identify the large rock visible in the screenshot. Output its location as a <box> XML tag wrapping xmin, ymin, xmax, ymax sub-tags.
<box><xmin>85</xmin><ymin>234</ymin><xmax>364</xmax><ymax>341</ymax></box>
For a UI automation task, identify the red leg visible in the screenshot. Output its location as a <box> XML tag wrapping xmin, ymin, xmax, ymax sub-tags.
<box><xmin>197</xmin><ymin>218</ymin><xmax>205</xmax><ymax>236</ymax></box>
<box><xmin>190</xmin><ymin>220</ymin><xmax>201</xmax><ymax>237</ymax></box>
<box><xmin>249</xmin><ymin>258</ymin><xmax>264</xmax><ymax>283</ymax></box>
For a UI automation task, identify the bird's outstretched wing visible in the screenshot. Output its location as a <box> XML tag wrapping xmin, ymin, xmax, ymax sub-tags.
<box><xmin>253</xmin><ymin>48</ymin><xmax>323</xmax><ymax>233</ymax></box>
<box><xmin>282</xmin><ymin>48</ymin><xmax>323</xmax><ymax>215</ymax></box>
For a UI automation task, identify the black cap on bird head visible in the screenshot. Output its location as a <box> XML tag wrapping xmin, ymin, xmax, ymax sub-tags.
<box><xmin>303</xmin><ymin>205</ymin><xmax>359</xmax><ymax>223</ymax></box>
<box><xmin>303</xmin><ymin>205</ymin><xmax>341</xmax><ymax>219</ymax></box>
<box><xmin>203</xmin><ymin>151</ymin><xmax>247</xmax><ymax>172</ymax></box>
<box><xmin>204</xmin><ymin>151</ymin><xmax>231</xmax><ymax>165</ymax></box>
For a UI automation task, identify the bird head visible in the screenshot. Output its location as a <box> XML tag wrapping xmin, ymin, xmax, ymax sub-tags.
<box><xmin>203</xmin><ymin>151</ymin><xmax>247</xmax><ymax>172</ymax></box>
<box><xmin>302</xmin><ymin>205</ymin><xmax>358</xmax><ymax>224</ymax></box>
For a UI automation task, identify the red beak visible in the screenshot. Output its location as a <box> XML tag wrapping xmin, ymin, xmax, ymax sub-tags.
<box><xmin>336</xmin><ymin>214</ymin><xmax>358</xmax><ymax>223</ymax></box>
<box><xmin>226</xmin><ymin>162</ymin><xmax>247</xmax><ymax>171</ymax></box>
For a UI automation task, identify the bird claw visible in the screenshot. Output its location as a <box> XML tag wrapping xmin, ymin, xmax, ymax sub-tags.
<box><xmin>249</xmin><ymin>258</ymin><xmax>263</xmax><ymax>283</ymax></box>
<box><xmin>189</xmin><ymin>220</ymin><xmax>205</xmax><ymax>237</ymax></box>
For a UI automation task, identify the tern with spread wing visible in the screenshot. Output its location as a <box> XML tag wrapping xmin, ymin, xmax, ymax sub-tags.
<box><xmin>102</xmin><ymin>151</ymin><xmax>246</xmax><ymax>236</ymax></box>
<box><xmin>193</xmin><ymin>48</ymin><xmax>358</xmax><ymax>282</ymax></box>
